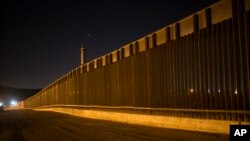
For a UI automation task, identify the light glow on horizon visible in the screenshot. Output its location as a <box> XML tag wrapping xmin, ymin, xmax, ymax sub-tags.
<box><xmin>11</xmin><ymin>100</ymin><xmax>17</xmax><ymax>106</ymax></box>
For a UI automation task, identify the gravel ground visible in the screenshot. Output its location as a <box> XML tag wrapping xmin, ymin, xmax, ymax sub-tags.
<box><xmin>0</xmin><ymin>110</ymin><xmax>229</xmax><ymax>141</ymax></box>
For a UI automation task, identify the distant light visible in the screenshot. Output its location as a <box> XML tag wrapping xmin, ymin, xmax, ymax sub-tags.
<box><xmin>218</xmin><ymin>89</ymin><xmax>221</xmax><ymax>93</ymax></box>
<box><xmin>11</xmin><ymin>100</ymin><xmax>17</xmax><ymax>106</ymax></box>
<box><xmin>208</xmin><ymin>89</ymin><xmax>211</xmax><ymax>93</ymax></box>
<box><xmin>190</xmin><ymin>89</ymin><xmax>194</xmax><ymax>93</ymax></box>
<box><xmin>234</xmin><ymin>89</ymin><xmax>238</xmax><ymax>94</ymax></box>
<box><xmin>0</xmin><ymin>102</ymin><xmax>3</xmax><ymax>106</ymax></box>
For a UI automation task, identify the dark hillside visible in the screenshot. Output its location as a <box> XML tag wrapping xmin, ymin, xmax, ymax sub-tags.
<box><xmin>0</xmin><ymin>85</ymin><xmax>40</xmax><ymax>105</ymax></box>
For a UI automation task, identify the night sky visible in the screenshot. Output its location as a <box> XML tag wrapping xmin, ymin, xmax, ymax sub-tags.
<box><xmin>0</xmin><ymin>0</ymin><xmax>218</xmax><ymax>89</ymax></box>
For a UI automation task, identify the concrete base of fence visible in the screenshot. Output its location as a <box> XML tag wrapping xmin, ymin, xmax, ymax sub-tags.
<box><xmin>33</xmin><ymin>105</ymin><xmax>249</xmax><ymax>134</ymax></box>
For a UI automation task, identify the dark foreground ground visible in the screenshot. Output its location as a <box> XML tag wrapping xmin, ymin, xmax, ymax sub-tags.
<box><xmin>0</xmin><ymin>110</ymin><xmax>229</xmax><ymax>141</ymax></box>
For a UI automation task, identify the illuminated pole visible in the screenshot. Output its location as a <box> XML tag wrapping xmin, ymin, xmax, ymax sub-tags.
<box><xmin>81</xmin><ymin>45</ymin><xmax>85</xmax><ymax>65</ymax></box>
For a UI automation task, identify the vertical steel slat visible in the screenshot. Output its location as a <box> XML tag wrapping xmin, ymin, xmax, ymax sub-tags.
<box><xmin>198</xmin><ymin>30</ymin><xmax>204</xmax><ymax>112</ymax></box>
<box><xmin>189</xmin><ymin>34</ymin><xmax>192</xmax><ymax>116</ymax></box>
<box><xmin>244</xmin><ymin>11</ymin><xmax>250</xmax><ymax>121</ymax></box>
<box><xmin>179</xmin><ymin>37</ymin><xmax>184</xmax><ymax>109</ymax></box>
<box><xmin>194</xmin><ymin>31</ymin><xmax>199</xmax><ymax>113</ymax></box>
<box><xmin>215</xmin><ymin>23</ymin><xmax>222</xmax><ymax>119</ymax></box>
<box><xmin>211</xmin><ymin>25</ymin><xmax>217</xmax><ymax>119</ymax></box>
<box><xmin>169</xmin><ymin>41</ymin><xmax>174</xmax><ymax>108</ymax></box>
<box><xmin>172</xmin><ymin>41</ymin><xmax>177</xmax><ymax>109</ymax></box>
<box><xmin>237</xmin><ymin>0</ymin><xmax>248</xmax><ymax>117</ymax></box>
<box><xmin>186</xmin><ymin>35</ymin><xmax>191</xmax><ymax>109</ymax></box>
<box><xmin>228</xmin><ymin>18</ymin><xmax>238</xmax><ymax>120</ymax></box>
<box><xmin>183</xmin><ymin>36</ymin><xmax>188</xmax><ymax>110</ymax></box>
<box><xmin>175</xmin><ymin>36</ymin><xmax>180</xmax><ymax>109</ymax></box>
<box><xmin>232</xmin><ymin>0</ymin><xmax>243</xmax><ymax>121</ymax></box>
<box><xmin>220</xmin><ymin>21</ymin><xmax>227</xmax><ymax>112</ymax></box>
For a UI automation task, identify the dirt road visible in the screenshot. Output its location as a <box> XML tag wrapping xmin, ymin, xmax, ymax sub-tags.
<box><xmin>0</xmin><ymin>110</ymin><xmax>229</xmax><ymax>141</ymax></box>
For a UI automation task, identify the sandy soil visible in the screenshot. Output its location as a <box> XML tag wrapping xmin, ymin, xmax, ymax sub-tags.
<box><xmin>0</xmin><ymin>110</ymin><xmax>229</xmax><ymax>141</ymax></box>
